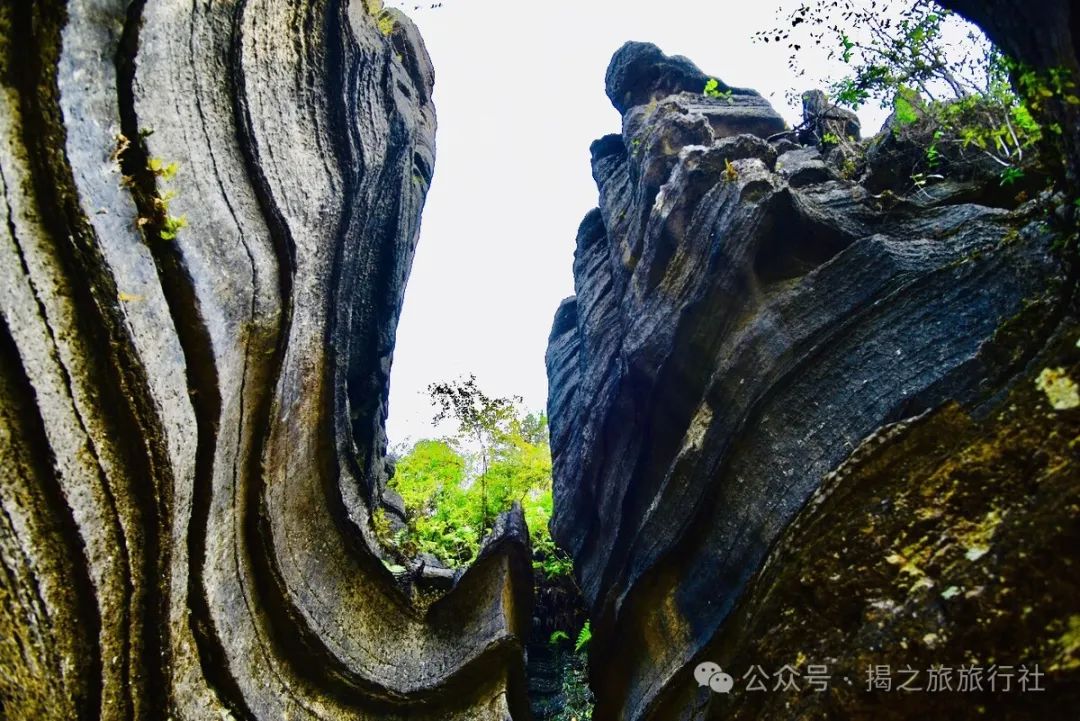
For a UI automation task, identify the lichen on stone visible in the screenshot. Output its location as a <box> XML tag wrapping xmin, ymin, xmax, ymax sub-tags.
<box><xmin>1036</xmin><ymin>366</ymin><xmax>1080</xmax><ymax>410</ymax></box>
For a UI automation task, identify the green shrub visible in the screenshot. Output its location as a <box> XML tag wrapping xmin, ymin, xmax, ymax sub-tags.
<box><xmin>383</xmin><ymin>377</ymin><xmax>573</xmax><ymax>577</ymax></box>
<box><xmin>703</xmin><ymin>78</ymin><xmax>733</xmax><ymax>102</ymax></box>
<box><xmin>761</xmin><ymin>1</ymin><xmax>1080</xmax><ymax>193</ymax></box>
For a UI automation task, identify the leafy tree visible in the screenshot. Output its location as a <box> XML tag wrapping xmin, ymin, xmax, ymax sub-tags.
<box><xmin>429</xmin><ymin>374</ymin><xmax>520</xmax><ymax>535</ymax></box>
<box><xmin>757</xmin><ymin>0</ymin><xmax>995</xmax><ymax>107</ymax></box>
<box><xmin>391</xmin><ymin>439</ymin><xmax>464</xmax><ymax>514</ymax></box>
<box><xmin>758</xmin><ymin>0</ymin><xmax>1078</xmax><ymax>190</ymax></box>
<box><xmin>382</xmin><ymin>377</ymin><xmax>574</xmax><ymax>578</ymax></box>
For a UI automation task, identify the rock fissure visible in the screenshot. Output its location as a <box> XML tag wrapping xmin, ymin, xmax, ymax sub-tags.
<box><xmin>2</xmin><ymin>2</ymin><xmax>1080</xmax><ymax>720</ymax></box>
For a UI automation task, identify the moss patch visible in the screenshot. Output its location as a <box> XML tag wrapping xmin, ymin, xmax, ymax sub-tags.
<box><xmin>650</xmin><ymin>321</ymin><xmax>1080</xmax><ymax>720</ymax></box>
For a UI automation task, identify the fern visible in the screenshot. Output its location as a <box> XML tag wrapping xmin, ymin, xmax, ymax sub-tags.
<box><xmin>574</xmin><ymin>621</ymin><xmax>592</xmax><ymax>654</ymax></box>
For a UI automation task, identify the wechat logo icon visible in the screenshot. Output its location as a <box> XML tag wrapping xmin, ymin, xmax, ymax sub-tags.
<box><xmin>695</xmin><ymin>661</ymin><xmax>735</xmax><ymax>694</ymax></box>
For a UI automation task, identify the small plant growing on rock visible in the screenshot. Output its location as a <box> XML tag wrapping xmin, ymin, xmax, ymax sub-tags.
<box><xmin>145</xmin><ymin>159</ymin><xmax>186</xmax><ymax>240</ymax></box>
<box><xmin>703</xmin><ymin>78</ymin><xmax>733</xmax><ymax>102</ymax></box>
<box><xmin>550</xmin><ymin>620</ymin><xmax>595</xmax><ymax>721</ymax></box>
<box><xmin>549</xmin><ymin>630</ymin><xmax>570</xmax><ymax>647</ymax></box>
<box><xmin>148</xmin><ymin>156</ymin><xmax>179</xmax><ymax>181</ymax></box>
<box><xmin>113</xmin><ymin>134</ymin><xmax>188</xmax><ymax>242</ymax></box>
<box><xmin>363</xmin><ymin>0</ymin><xmax>395</xmax><ymax>36</ymax></box>
<box><xmin>761</xmin><ymin>0</ymin><xmax>1080</xmax><ymax>195</ymax></box>
<box><xmin>160</xmin><ymin>210</ymin><xmax>188</xmax><ymax>240</ymax></box>
<box><xmin>999</xmin><ymin>166</ymin><xmax>1025</xmax><ymax>186</ymax></box>
<box><xmin>840</xmin><ymin>157</ymin><xmax>858</xmax><ymax>179</ymax></box>
<box><xmin>574</xmin><ymin>621</ymin><xmax>592</xmax><ymax>653</ymax></box>
<box><xmin>723</xmin><ymin>158</ymin><xmax>739</xmax><ymax>182</ymax></box>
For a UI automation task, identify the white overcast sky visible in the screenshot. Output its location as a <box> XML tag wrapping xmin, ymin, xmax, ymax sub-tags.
<box><xmin>381</xmin><ymin>0</ymin><xmax>903</xmax><ymax>446</ymax></box>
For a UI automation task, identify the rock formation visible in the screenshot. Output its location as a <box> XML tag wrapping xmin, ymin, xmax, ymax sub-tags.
<box><xmin>547</xmin><ymin>40</ymin><xmax>1080</xmax><ymax>721</ymax></box>
<box><xmin>3</xmin><ymin>0</ymin><xmax>1080</xmax><ymax>719</ymax></box>
<box><xmin>0</xmin><ymin>1</ymin><xmax>531</xmax><ymax>719</ymax></box>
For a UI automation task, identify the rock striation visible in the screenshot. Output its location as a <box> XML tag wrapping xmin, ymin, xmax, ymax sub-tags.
<box><xmin>0</xmin><ymin>1</ymin><xmax>531</xmax><ymax>720</ymax></box>
<box><xmin>547</xmin><ymin>41</ymin><xmax>1079</xmax><ymax>720</ymax></box>
<box><xmin>3</xmin><ymin>2</ymin><xmax>1079</xmax><ymax>720</ymax></box>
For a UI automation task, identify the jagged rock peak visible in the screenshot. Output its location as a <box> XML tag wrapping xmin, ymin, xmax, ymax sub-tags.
<box><xmin>547</xmin><ymin>37</ymin><xmax>1076</xmax><ymax>721</ymax></box>
<box><xmin>799</xmin><ymin>88</ymin><xmax>861</xmax><ymax>143</ymax></box>
<box><xmin>605</xmin><ymin>41</ymin><xmax>788</xmax><ymax>140</ymax></box>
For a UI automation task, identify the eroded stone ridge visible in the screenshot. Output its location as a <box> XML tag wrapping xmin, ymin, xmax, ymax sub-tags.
<box><xmin>0</xmin><ymin>1</ymin><xmax>530</xmax><ymax>719</ymax></box>
<box><xmin>547</xmin><ymin>41</ymin><xmax>1074</xmax><ymax>720</ymax></box>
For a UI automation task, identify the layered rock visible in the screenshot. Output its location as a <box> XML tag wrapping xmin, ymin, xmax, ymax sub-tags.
<box><xmin>0</xmin><ymin>1</ymin><xmax>531</xmax><ymax>720</ymax></box>
<box><xmin>547</xmin><ymin>41</ymin><xmax>1079</xmax><ymax>720</ymax></box>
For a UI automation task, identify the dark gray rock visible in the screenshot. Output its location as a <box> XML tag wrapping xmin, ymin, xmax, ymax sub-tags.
<box><xmin>546</xmin><ymin>42</ymin><xmax>1072</xmax><ymax>721</ymax></box>
<box><xmin>606</xmin><ymin>42</ymin><xmax>786</xmax><ymax>139</ymax></box>
<box><xmin>417</xmin><ymin>552</ymin><xmax>448</xmax><ymax>570</ymax></box>
<box><xmin>606</xmin><ymin>41</ymin><xmax>712</xmax><ymax>113</ymax></box>
<box><xmin>0</xmin><ymin>2</ymin><xmax>530</xmax><ymax>719</ymax></box>
<box><xmin>775</xmin><ymin>147</ymin><xmax>835</xmax><ymax>187</ymax></box>
<box><xmin>799</xmin><ymin>89</ymin><xmax>861</xmax><ymax>144</ymax></box>
<box><xmin>769</xmin><ymin>135</ymin><xmax>801</xmax><ymax>155</ymax></box>
<box><xmin>382</xmin><ymin>486</ymin><xmax>408</xmax><ymax>517</ymax></box>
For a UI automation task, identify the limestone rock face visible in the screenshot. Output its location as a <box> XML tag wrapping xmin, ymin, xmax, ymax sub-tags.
<box><xmin>546</xmin><ymin>42</ymin><xmax>1078</xmax><ymax>721</ymax></box>
<box><xmin>0</xmin><ymin>2</ymin><xmax>530</xmax><ymax>720</ymax></box>
<box><xmin>607</xmin><ymin>42</ymin><xmax>786</xmax><ymax>139</ymax></box>
<box><xmin>798</xmin><ymin>89</ymin><xmax>861</xmax><ymax>145</ymax></box>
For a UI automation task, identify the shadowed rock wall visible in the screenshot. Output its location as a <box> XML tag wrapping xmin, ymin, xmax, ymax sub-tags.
<box><xmin>546</xmin><ymin>38</ymin><xmax>1079</xmax><ymax>721</ymax></box>
<box><xmin>0</xmin><ymin>1</ymin><xmax>531</xmax><ymax>719</ymax></box>
<box><xmin>3</xmin><ymin>1</ymin><xmax>1079</xmax><ymax>720</ymax></box>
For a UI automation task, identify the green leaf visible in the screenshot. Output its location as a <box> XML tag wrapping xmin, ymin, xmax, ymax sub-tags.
<box><xmin>160</xmin><ymin>214</ymin><xmax>187</xmax><ymax>241</ymax></box>
<box><xmin>998</xmin><ymin>166</ymin><xmax>1025</xmax><ymax>186</ymax></box>
<box><xmin>892</xmin><ymin>87</ymin><xmax>919</xmax><ymax>127</ymax></box>
<box><xmin>703</xmin><ymin>79</ymin><xmax>732</xmax><ymax>101</ymax></box>
<box><xmin>575</xmin><ymin>621</ymin><xmax>592</xmax><ymax>654</ymax></box>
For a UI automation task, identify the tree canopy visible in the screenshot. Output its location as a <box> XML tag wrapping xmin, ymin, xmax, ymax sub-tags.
<box><xmin>378</xmin><ymin>376</ymin><xmax>572</xmax><ymax>577</ymax></box>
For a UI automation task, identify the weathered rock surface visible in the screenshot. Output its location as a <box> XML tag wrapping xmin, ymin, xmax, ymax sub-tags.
<box><xmin>547</xmin><ymin>41</ymin><xmax>1079</xmax><ymax>720</ymax></box>
<box><xmin>609</xmin><ymin>42</ymin><xmax>786</xmax><ymax>140</ymax></box>
<box><xmin>4</xmin><ymin>2</ymin><xmax>1080</xmax><ymax>720</ymax></box>
<box><xmin>0</xmin><ymin>1</ymin><xmax>531</xmax><ymax>720</ymax></box>
<box><xmin>798</xmin><ymin>89</ymin><xmax>861</xmax><ymax>145</ymax></box>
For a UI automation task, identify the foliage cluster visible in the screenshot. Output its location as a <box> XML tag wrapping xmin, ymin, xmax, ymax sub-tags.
<box><xmin>758</xmin><ymin>0</ymin><xmax>1079</xmax><ymax>191</ymax></box>
<box><xmin>363</xmin><ymin>0</ymin><xmax>396</xmax><ymax>36</ymax></box>
<box><xmin>703</xmin><ymin>78</ymin><xmax>733</xmax><ymax>102</ymax></box>
<box><xmin>113</xmin><ymin>133</ymin><xmax>188</xmax><ymax>241</ymax></box>
<box><xmin>886</xmin><ymin>57</ymin><xmax>1076</xmax><ymax>190</ymax></box>
<box><xmin>378</xmin><ymin>375</ymin><xmax>573</xmax><ymax>577</ymax></box>
<box><xmin>758</xmin><ymin>1</ymin><xmax>999</xmax><ymax>106</ymax></box>
<box><xmin>557</xmin><ymin>652</ymin><xmax>594</xmax><ymax>721</ymax></box>
<box><xmin>548</xmin><ymin>621</ymin><xmax>594</xmax><ymax>721</ymax></box>
<box><xmin>146</xmin><ymin>157</ymin><xmax>188</xmax><ymax>239</ymax></box>
<box><xmin>722</xmin><ymin>157</ymin><xmax>738</xmax><ymax>183</ymax></box>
